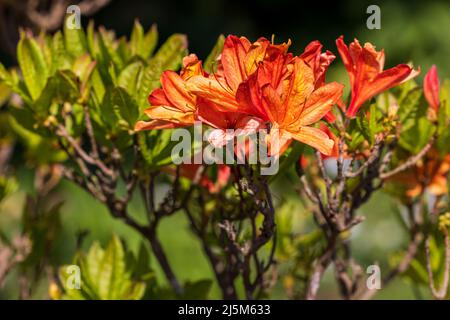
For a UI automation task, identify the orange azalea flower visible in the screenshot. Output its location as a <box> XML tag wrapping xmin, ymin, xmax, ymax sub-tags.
<box><xmin>257</xmin><ymin>57</ymin><xmax>344</xmax><ymax>156</ymax></box>
<box><xmin>300</xmin><ymin>40</ymin><xmax>335</xmax><ymax>88</ymax></box>
<box><xmin>300</xmin><ymin>40</ymin><xmax>341</xmax><ymax>122</ymax></box>
<box><xmin>424</xmin><ymin>65</ymin><xmax>440</xmax><ymax>112</ymax></box>
<box><xmin>187</xmin><ymin>35</ymin><xmax>291</xmax><ymax>119</ymax></box>
<box><xmin>336</xmin><ymin>36</ymin><xmax>419</xmax><ymax>118</ymax></box>
<box><xmin>135</xmin><ymin>54</ymin><xmax>203</xmax><ymax>131</ymax></box>
<box><xmin>391</xmin><ymin>150</ymin><xmax>450</xmax><ymax>197</ymax></box>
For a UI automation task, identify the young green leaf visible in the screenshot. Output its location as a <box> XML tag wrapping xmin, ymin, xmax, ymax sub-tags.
<box><xmin>98</xmin><ymin>27</ymin><xmax>124</xmax><ymax>71</ymax></box>
<box><xmin>142</xmin><ymin>24</ymin><xmax>158</xmax><ymax>59</ymax></box>
<box><xmin>17</xmin><ymin>33</ymin><xmax>49</xmax><ymax>100</ymax></box>
<box><xmin>130</xmin><ymin>20</ymin><xmax>145</xmax><ymax>57</ymax></box>
<box><xmin>118</xmin><ymin>61</ymin><xmax>143</xmax><ymax>96</ymax></box>
<box><xmin>151</xmin><ymin>33</ymin><xmax>188</xmax><ymax>71</ymax></box>
<box><xmin>57</xmin><ymin>235</ymin><xmax>148</xmax><ymax>300</ymax></box>
<box><xmin>64</xmin><ymin>14</ymin><xmax>88</xmax><ymax>57</ymax></box>
<box><xmin>112</xmin><ymin>87</ymin><xmax>139</xmax><ymax>129</ymax></box>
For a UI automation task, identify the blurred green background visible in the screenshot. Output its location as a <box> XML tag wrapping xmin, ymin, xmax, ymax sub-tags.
<box><xmin>1</xmin><ymin>0</ymin><xmax>448</xmax><ymax>299</ymax></box>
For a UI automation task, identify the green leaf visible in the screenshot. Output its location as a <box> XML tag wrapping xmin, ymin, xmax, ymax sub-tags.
<box><xmin>151</xmin><ymin>34</ymin><xmax>187</xmax><ymax>70</ymax></box>
<box><xmin>84</xmin><ymin>241</ymin><xmax>104</xmax><ymax>294</ymax></box>
<box><xmin>17</xmin><ymin>33</ymin><xmax>49</xmax><ymax>100</ymax></box>
<box><xmin>57</xmin><ymin>235</ymin><xmax>147</xmax><ymax>300</ymax></box>
<box><xmin>0</xmin><ymin>82</ymin><xmax>11</xmax><ymax>106</ymax></box>
<box><xmin>97</xmin><ymin>235</ymin><xmax>126</xmax><ymax>299</ymax></box>
<box><xmin>91</xmin><ymin>68</ymin><xmax>106</xmax><ymax>102</ymax></box>
<box><xmin>0</xmin><ymin>61</ymin><xmax>10</xmax><ymax>82</ymax></box>
<box><xmin>58</xmin><ymin>265</ymin><xmax>87</xmax><ymax>300</ymax></box>
<box><xmin>112</xmin><ymin>87</ymin><xmax>139</xmax><ymax>129</ymax></box>
<box><xmin>98</xmin><ymin>89</ymin><xmax>118</xmax><ymax>130</ymax></box>
<box><xmin>98</xmin><ymin>27</ymin><xmax>124</xmax><ymax>71</ymax></box>
<box><xmin>137</xmin><ymin>129</ymin><xmax>184</xmax><ymax>168</ymax></box>
<box><xmin>86</xmin><ymin>21</ymin><xmax>98</xmax><ymax>57</ymax></box>
<box><xmin>34</xmin><ymin>70</ymin><xmax>79</xmax><ymax>116</ymax></box>
<box><xmin>356</xmin><ymin>109</ymin><xmax>374</xmax><ymax>144</ymax></box>
<box><xmin>133</xmin><ymin>242</ymin><xmax>153</xmax><ymax>280</ymax></box>
<box><xmin>399</xmin><ymin>116</ymin><xmax>434</xmax><ymax>153</ymax></box>
<box><xmin>64</xmin><ymin>14</ymin><xmax>88</xmax><ymax>57</ymax></box>
<box><xmin>397</xmin><ymin>87</ymin><xmax>422</xmax><ymax>130</ymax></box>
<box><xmin>117</xmin><ymin>37</ymin><xmax>131</xmax><ymax>64</ymax></box>
<box><xmin>142</xmin><ymin>24</ymin><xmax>158</xmax><ymax>59</ymax></box>
<box><xmin>118</xmin><ymin>61</ymin><xmax>143</xmax><ymax>96</ymax></box>
<box><xmin>8</xmin><ymin>111</ymin><xmax>67</xmax><ymax>163</ymax></box>
<box><xmin>51</xmin><ymin>31</ymin><xmax>71</xmax><ymax>73</ymax></box>
<box><xmin>130</xmin><ymin>20</ymin><xmax>145</xmax><ymax>57</ymax></box>
<box><xmin>137</xmin><ymin>62</ymin><xmax>162</xmax><ymax>112</ymax></box>
<box><xmin>137</xmin><ymin>34</ymin><xmax>187</xmax><ymax>111</ymax></box>
<box><xmin>203</xmin><ymin>34</ymin><xmax>225</xmax><ymax>73</ymax></box>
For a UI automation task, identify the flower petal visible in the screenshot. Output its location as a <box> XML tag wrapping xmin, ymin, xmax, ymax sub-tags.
<box><xmin>144</xmin><ymin>105</ymin><xmax>194</xmax><ymax>124</ymax></box>
<box><xmin>221</xmin><ymin>35</ymin><xmax>249</xmax><ymax>91</ymax></box>
<box><xmin>290</xmin><ymin>126</ymin><xmax>335</xmax><ymax>156</ymax></box>
<box><xmin>160</xmin><ymin>70</ymin><xmax>196</xmax><ymax>112</ymax></box>
<box><xmin>195</xmin><ymin>98</ymin><xmax>242</xmax><ymax>129</ymax></box>
<box><xmin>135</xmin><ymin>119</ymin><xmax>181</xmax><ymax>131</ymax></box>
<box><xmin>296</xmin><ymin>82</ymin><xmax>344</xmax><ymax>126</ymax></box>
<box><xmin>424</xmin><ymin>65</ymin><xmax>440</xmax><ymax>111</ymax></box>
<box><xmin>148</xmin><ymin>88</ymin><xmax>171</xmax><ymax>106</ymax></box>
<box><xmin>347</xmin><ymin>64</ymin><xmax>413</xmax><ymax>117</ymax></box>
<box><xmin>282</xmin><ymin>58</ymin><xmax>315</xmax><ymax>124</ymax></box>
<box><xmin>187</xmin><ymin>75</ymin><xmax>240</xmax><ymax>112</ymax></box>
<box><xmin>336</xmin><ymin>36</ymin><xmax>355</xmax><ymax>86</ymax></box>
<box><xmin>180</xmin><ymin>54</ymin><xmax>204</xmax><ymax>80</ymax></box>
<box><xmin>266</xmin><ymin>127</ymin><xmax>292</xmax><ymax>157</ymax></box>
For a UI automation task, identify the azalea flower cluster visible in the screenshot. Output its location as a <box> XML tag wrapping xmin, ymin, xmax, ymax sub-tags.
<box><xmin>135</xmin><ymin>35</ymin><xmax>418</xmax><ymax>157</ymax></box>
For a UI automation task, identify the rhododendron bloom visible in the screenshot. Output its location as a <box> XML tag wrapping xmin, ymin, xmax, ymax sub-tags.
<box><xmin>336</xmin><ymin>36</ymin><xmax>419</xmax><ymax>117</ymax></box>
<box><xmin>186</xmin><ymin>35</ymin><xmax>291</xmax><ymax>146</ymax></box>
<box><xmin>257</xmin><ymin>58</ymin><xmax>344</xmax><ymax>156</ymax></box>
<box><xmin>135</xmin><ymin>54</ymin><xmax>203</xmax><ymax>131</ymax></box>
<box><xmin>424</xmin><ymin>65</ymin><xmax>440</xmax><ymax>112</ymax></box>
<box><xmin>187</xmin><ymin>35</ymin><xmax>291</xmax><ymax>119</ymax></box>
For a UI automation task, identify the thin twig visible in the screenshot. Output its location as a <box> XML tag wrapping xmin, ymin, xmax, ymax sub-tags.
<box><xmin>380</xmin><ymin>135</ymin><xmax>435</xmax><ymax>180</ymax></box>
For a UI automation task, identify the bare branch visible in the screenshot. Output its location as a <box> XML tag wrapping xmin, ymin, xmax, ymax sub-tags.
<box><xmin>380</xmin><ymin>135</ymin><xmax>435</xmax><ymax>180</ymax></box>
